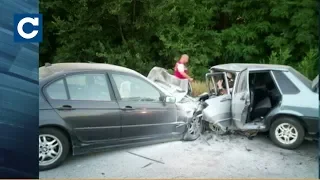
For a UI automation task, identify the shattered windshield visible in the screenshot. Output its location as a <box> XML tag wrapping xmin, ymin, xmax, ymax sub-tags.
<box><xmin>207</xmin><ymin>70</ymin><xmax>236</xmax><ymax>95</ymax></box>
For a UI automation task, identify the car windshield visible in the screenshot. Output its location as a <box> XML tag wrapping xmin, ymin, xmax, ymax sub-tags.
<box><xmin>289</xmin><ymin>67</ymin><xmax>313</xmax><ymax>90</ymax></box>
<box><xmin>208</xmin><ymin>70</ymin><xmax>236</xmax><ymax>95</ymax></box>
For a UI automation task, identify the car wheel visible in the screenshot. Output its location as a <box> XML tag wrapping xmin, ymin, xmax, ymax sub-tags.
<box><xmin>269</xmin><ymin>117</ymin><xmax>305</xmax><ymax>149</ymax></box>
<box><xmin>183</xmin><ymin>116</ymin><xmax>201</xmax><ymax>141</ymax></box>
<box><xmin>39</xmin><ymin>128</ymin><xmax>70</xmax><ymax>171</ymax></box>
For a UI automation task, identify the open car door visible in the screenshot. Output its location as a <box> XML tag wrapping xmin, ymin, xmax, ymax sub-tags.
<box><xmin>202</xmin><ymin>72</ymin><xmax>232</xmax><ymax>131</ymax></box>
<box><xmin>231</xmin><ymin>68</ymin><xmax>250</xmax><ymax>129</ymax></box>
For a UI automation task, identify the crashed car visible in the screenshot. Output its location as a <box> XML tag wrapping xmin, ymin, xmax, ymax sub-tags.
<box><xmin>39</xmin><ymin>63</ymin><xmax>202</xmax><ymax>170</ymax></box>
<box><xmin>202</xmin><ymin>63</ymin><xmax>318</xmax><ymax>149</ymax></box>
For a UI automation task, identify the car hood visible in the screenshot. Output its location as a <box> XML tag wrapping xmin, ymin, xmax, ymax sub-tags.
<box><xmin>147</xmin><ymin>67</ymin><xmax>191</xmax><ymax>102</ymax></box>
<box><xmin>147</xmin><ymin>67</ymin><xmax>199</xmax><ymax>123</ymax></box>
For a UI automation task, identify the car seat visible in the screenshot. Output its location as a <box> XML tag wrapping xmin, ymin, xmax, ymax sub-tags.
<box><xmin>119</xmin><ymin>81</ymin><xmax>131</xmax><ymax>99</ymax></box>
<box><xmin>251</xmin><ymin>97</ymin><xmax>272</xmax><ymax>119</ymax></box>
<box><xmin>251</xmin><ymin>82</ymin><xmax>272</xmax><ymax>120</ymax></box>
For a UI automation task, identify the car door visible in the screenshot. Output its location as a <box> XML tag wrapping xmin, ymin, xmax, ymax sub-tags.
<box><xmin>44</xmin><ymin>72</ymin><xmax>121</xmax><ymax>143</ymax></box>
<box><xmin>204</xmin><ymin>72</ymin><xmax>232</xmax><ymax>127</ymax></box>
<box><xmin>109</xmin><ymin>72</ymin><xmax>177</xmax><ymax>140</ymax></box>
<box><xmin>231</xmin><ymin>68</ymin><xmax>250</xmax><ymax>129</ymax></box>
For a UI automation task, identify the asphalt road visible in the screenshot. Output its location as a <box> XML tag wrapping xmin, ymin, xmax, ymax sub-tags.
<box><xmin>40</xmin><ymin>132</ymin><xmax>318</xmax><ymax>178</ymax></box>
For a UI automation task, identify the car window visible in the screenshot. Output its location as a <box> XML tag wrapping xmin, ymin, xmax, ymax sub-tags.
<box><xmin>289</xmin><ymin>67</ymin><xmax>312</xmax><ymax>90</ymax></box>
<box><xmin>112</xmin><ymin>74</ymin><xmax>161</xmax><ymax>102</ymax></box>
<box><xmin>235</xmin><ymin>70</ymin><xmax>248</xmax><ymax>94</ymax></box>
<box><xmin>46</xmin><ymin>79</ymin><xmax>68</xmax><ymax>100</ymax></box>
<box><xmin>272</xmin><ymin>71</ymin><xmax>300</xmax><ymax>94</ymax></box>
<box><xmin>66</xmin><ymin>74</ymin><xmax>111</xmax><ymax>101</ymax></box>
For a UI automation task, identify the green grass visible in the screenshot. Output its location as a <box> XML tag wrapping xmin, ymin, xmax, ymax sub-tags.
<box><xmin>191</xmin><ymin>81</ymin><xmax>207</xmax><ymax>96</ymax></box>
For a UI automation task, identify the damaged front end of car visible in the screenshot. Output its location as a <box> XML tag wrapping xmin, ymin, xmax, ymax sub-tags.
<box><xmin>200</xmin><ymin>71</ymin><xmax>235</xmax><ymax>134</ymax></box>
<box><xmin>201</xmin><ymin>97</ymin><xmax>232</xmax><ymax>134</ymax></box>
<box><xmin>147</xmin><ymin>67</ymin><xmax>209</xmax><ymax>140</ymax></box>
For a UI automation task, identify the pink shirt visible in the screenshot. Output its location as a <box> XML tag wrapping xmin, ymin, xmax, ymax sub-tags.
<box><xmin>174</xmin><ymin>61</ymin><xmax>188</xmax><ymax>79</ymax></box>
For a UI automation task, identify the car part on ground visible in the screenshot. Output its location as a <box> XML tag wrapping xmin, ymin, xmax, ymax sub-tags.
<box><xmin>208</xmin><ymin>123</ymin><xmax>227</xmax><ymax>135</ymax></box>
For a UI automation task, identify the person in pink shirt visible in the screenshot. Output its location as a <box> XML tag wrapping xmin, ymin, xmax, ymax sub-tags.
<box><xmin>174</xmin><ymin>54</ymin><xmax>193</xmax><ymax>82</ymax></box>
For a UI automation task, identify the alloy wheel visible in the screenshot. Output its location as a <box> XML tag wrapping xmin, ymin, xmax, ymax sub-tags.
<box><xmin>275</xmin><ymin>123</ymin><xmax>298</xmax><ymax>145</ymax></box>
<box><xmin>39</xmin><ymin>134</ymin><xmax>63</xmax><ymax>166</ymax></box>
<box><xmin>187</xmin><ymin>117</ymin><xmax>200</xmax><ymax>135</ymax></box>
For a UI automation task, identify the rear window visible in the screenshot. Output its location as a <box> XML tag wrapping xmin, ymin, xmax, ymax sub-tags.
<box><xmin>289</xmin><ymin>67</ymin><xmax>312</xmax><ymax>90</ymax></box>
<box><xmin>272</xmin><ymin>71</ymin><xmax>300</xmax><ymax>94</ymax></box>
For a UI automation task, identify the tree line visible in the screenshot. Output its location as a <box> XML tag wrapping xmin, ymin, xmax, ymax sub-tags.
<box><xmin>40</xmin><ymin>0</ymin><xmax>319</xmax><ymax>80</ymax></box>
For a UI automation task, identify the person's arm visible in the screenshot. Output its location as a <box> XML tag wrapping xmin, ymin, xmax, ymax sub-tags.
<box><xmin>177</xmin><ymin>64</ymin><xmax>193</xmax><ymax>81</ymax></box>
<box><xmin>217</xmin><ymin>80</ymin><xmax>226</xmax><ymax>95</ymax></box>
<box><xmin>218</xmin><ymin>88</ymin><xmax>227</xmax><ymax>95</ymax></box>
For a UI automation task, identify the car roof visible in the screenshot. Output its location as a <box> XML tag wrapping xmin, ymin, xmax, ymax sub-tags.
<box><xmin>39</xmin><ymin>63</ymin><xmax>139</xmax><ymax>79</ymax></box>
<box><xmin>211</xmin><ymin>63</ymin><xmax>290</xmax><ymax>72</ymax></box>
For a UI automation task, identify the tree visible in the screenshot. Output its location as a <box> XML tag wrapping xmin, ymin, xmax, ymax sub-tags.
<box><xmin>40</xmin><ymin>0</ymin><xmax>319</xmax><ymax>79</ymax></box>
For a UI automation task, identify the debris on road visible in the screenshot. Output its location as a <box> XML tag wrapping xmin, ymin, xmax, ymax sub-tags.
<box><xmin>245</xmin><ymin>146</ymin><xmax>252</xmax><ymax>152</ymax></box>
<box><xmin>200</xmin><ymin>133</ymin><xmax>212</xmax><ymax>146</ymax></box>
<box><xmin>234</xmin><ymin>130</ymin><xmax>259</xmax><ymax>140</ymax></box>
<box><xmin>142</xmin><ymin>163</ymin><xmax>152</xmax><ymax>168</ymax></box>
<box><xmin>127</xmin><ymin>151</ymin><xmax>165</xmax><ymax>164</ymax></box>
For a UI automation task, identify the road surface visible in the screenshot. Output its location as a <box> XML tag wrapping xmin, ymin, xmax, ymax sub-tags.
<box><xmin>40</xmin><ymin>132</ymin><xmax>318</xmax><ymax>178</ymax></box>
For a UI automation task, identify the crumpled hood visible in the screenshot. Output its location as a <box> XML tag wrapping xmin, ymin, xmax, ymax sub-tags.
<box><xmin>147</xmin><ymin>67</ymin><xmax>199</xmax><ymax>123</ymax></box>
<box><xmin>147</xmin><ymin>67</ymin><xmax>190</xmax><ymax>102</ymax></box>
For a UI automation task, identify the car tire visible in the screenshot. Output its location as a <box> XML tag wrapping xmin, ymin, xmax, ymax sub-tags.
<box><xmin>183</xmin><ymin>117</ymin><xmax>201</xmax><ymax>141</ymax></box>
<box><xmin>269</xmin><ymin>117</ymin><xmax>305</xmax><ymax>149</ymax></box>
<box><xmin>39</xmin><ymin>128</ymin><xmax>70</xmax><ymax>171</ymax></box>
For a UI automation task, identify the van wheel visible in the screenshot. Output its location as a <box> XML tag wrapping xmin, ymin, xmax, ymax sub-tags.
<box><xmin>39</xmin><ymin>128</ymin><xmax>69</xmax><ymax>171</ymax></box>
<box><xmin>269</xmin><ymin>117</ymin><xmax>305</xmax><ymax>149</ymax></box>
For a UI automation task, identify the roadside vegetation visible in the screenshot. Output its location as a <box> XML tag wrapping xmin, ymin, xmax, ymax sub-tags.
<box><xmin>40</xmin><ymin>0</ymin><xmax>318</xmax><ymax>80</ymax></box>
<box><xmin>191</xmin><ymin>81</ymin><xmax>207</xmax><ymax>96</ymax></box>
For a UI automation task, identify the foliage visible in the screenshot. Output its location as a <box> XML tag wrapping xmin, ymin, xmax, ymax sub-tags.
<box><xmin>268</xmin><ymin>48</ymin><xmax>292</xmax><ymax>65</ymax></box>
<box><xmin>191</xmin><ymin>81</ymin><xmax>207</xmax><ymax>96</ymax></box>
<box><xmin>40</xmin><ymin>0</ymin><xmax>319</xmax><ymax>80</ymax></box>
<box><xmin>296</xmin><ymin>48</ymin><xmax>319</xmax><ymax>79</ymax></box>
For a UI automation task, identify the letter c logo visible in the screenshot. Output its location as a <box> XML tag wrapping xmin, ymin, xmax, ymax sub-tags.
<box><xmin>17</xmin><ymin>17</ymin><xmax>39</xmax><ymax>39</ymax></box>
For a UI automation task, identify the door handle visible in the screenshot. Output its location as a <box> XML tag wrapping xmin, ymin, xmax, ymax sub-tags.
<box><xmin>57</xmin><ymin>105</ymin><xmax>75</xmax><ymax>111</ymax></box>
<box><xmin>120</xmin><ymin>106</ymin><xmax>135</xmax><ymax>111</ymax></box>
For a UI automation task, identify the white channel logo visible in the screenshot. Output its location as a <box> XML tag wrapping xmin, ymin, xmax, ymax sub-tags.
<box><xmin>17</xmin><ymin>17</ymin><xmax>39</xmax><ymax>39</ymax></box>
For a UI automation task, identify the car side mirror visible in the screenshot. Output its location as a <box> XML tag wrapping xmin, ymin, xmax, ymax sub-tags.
<box><xmin>162</xmin><ymin>96</ymin><xmax>176</xmax><ymax>103</ymax></box>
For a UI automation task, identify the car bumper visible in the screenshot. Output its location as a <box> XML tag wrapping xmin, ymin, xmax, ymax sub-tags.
<box><xmin>303</xmin><ymin>116</ymin><xmax>319</xmax><ymax>134</ymax></box>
